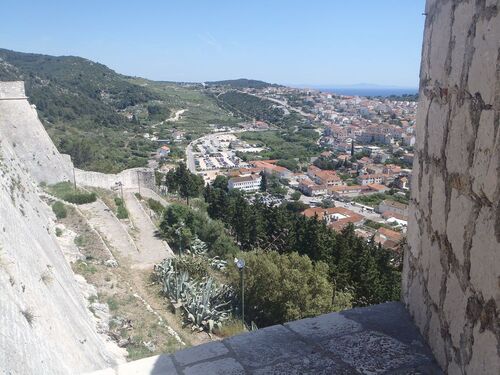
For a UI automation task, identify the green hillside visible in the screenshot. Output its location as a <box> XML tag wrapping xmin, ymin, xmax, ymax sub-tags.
<box><xmin>205</xmin><ymin>78</ymin><xmax>279</xmax><ymax>89</ymax></box>
<box><xmin>0</xmin><ymin>49</ymin><xmax>237</xmax><ymax>172</ymax></box>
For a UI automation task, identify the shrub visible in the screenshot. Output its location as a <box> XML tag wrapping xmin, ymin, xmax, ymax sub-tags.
<box><xmin>114</xmin><ymin>197</ymin><xmax>128</xmax><ymax>219</ymax></box>
<box><xmin>116</xmin><ymin>205</ymin><xmax>129</xmax><ymax>219</ymax></box>
<box><xmin>227</xmin><ymin>251</ymin><xmax>333</xmax><ymax>327</ymax></box>
<box><xmin>63</xmin><ymin>192</ymin><xmax>97</xmax><ymax>204</ymax></box>
<box><xmin>147</xmin><ymin>198</ymin><xmax>164</xmax><ymax>215</ymax></box>
<box><xmin>52</xmin><ymin>201</ymin><xmax>67</xmax><ymax>219</ymax></box>
<box><xmin>55</xmin><ymin>228</ymin><xmax>63</xmax><ymax>237</ymax></box>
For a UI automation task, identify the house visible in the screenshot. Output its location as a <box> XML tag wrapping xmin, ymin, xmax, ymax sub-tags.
<box><xmin>395</xmin><ymin>176</ymin><xmax>410</xmax><ymax>190</ymax></box>
<box><xmin>250</xmin><ymin>160</ymin><xmax>292</xmax><ymax>179</ymax></box>
<box><xmin>302</xmin><ymin>206</ymin><xmax>364</xmax><ymax>232</ymax></box>
<box><xmin>374</xmin><ymin>227</ymin><xmax>403</xmax><ymax>250</ymax></box>
<box><xmin>298</xmin><ymin>179</ymin><xmax>327</xmax><ymax>196</ymax></box>
<box><xmin>366</xmin><ymin>184</ymin><xmax>389</xmax><ymax>193</ymax></box>
<box><xmin>357</xmin><ymin>174</ymin><xmax>384</xmax><ymax>186</ymax></box>
<box><xmin>307</xmin><ymin>166</ymin><xmax>343</xmax><ymax>186</ymax></box>
<box><xmin>328</xmin><ymin>184</ymin><xmax>370</xmax><ymax>198</ymax></box>
<box><xmin>227</xmin><ymin>174</ymin><xmax>262</xmax><ymax>192</ymax></box>
<box><xmin>158</xmin><ymin>145</ymin><xmax>170</xmax><ymax>158</ymax></box>
<box><xmin>378</xmin><ymin>200</ymin><xmax>409</xmax><ymax>217</ymax></box>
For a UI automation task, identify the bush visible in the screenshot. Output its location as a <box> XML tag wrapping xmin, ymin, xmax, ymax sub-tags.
<box><xmin>147</xmin><ymin>198</ymin><xmax>164</xmax><ymax>215</ymax></box>
<box><xmin>52</xmin><ymin>201</ymin><xmax>67</xmax><ymax>219</ymax></box>
<box><xmin>114</xmin><ymin>197</ymin><xmax>128</xmax><ymax>219</ymax></box>
<box><xmin>227</xmin><ymin>251</ymin><xmax>334</xmax><ymax>327</ymax></box>
<box><xmin>116</xmin><ymin>205</ymin><xmax>128</xmax><ymax>219</ymax></box>
<box><xmin>55</xmin><ymin>228</ymin><xmax>63</xmax><ymax>237</ymax></box>
<box><xmin>63</xmin><ymin>192</ymin><xmax>97</xmax><ymax>204</ymax></box>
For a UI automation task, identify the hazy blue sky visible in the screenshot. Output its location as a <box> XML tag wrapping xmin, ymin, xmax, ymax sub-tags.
<box><xmin>0</xmin><ymin>1</ymin><xmax>425</xmax><ymax>87</ymax></box>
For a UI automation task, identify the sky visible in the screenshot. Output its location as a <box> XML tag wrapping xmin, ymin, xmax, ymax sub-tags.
<box><xmin>0</xmin><ymin>1</ymin><xmax>426</xmax><ymax>87</ymax></box>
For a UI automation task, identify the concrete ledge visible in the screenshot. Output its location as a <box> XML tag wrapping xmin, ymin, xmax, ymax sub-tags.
<box><xmin>87</xmin><ymin>302</ymin><xmax>442</xmax><ymax>374</ymax></box>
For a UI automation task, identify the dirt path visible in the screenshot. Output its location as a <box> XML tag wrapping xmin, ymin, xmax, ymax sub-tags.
<box><xmin>123</xmin><ymin>191</ymin><xmax>173</xmax><ymax>269</ymax></box>
<box><xmin>79</xmin><ymin>200</ymin><xmax>139</xmax><ymax>259</ymax></box>
<box><xmin>165</xmin><ymin>109</ymin><xmax>186</xmax><ymax>122</ymax></box>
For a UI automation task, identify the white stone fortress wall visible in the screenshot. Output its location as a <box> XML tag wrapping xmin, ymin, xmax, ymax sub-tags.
<box><xmin>75</xmin><ymin>167</ymin><xmax>156</xmax><ymax>191</ymax></box>
<box><xmin>403</xmin><ymin>1</ymin><xmax>500</xmax><ymax>374</ymax></box>
<box><xmin>0</xmin><ymin>81</ymin><xmax>74</xmax><ymax>184</ymax></box>
<box><xmin>0</xmin><ymin>120</ymin><xmax>120</xmax><ymax>374</ymax></box>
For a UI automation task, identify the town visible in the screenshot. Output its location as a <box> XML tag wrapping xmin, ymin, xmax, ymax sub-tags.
<box><xmin>155</xmin><ymin>85</ymin><xmax>417</xmax><ymax>252</ymax></box>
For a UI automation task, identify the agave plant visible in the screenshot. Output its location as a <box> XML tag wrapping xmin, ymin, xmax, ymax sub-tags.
<box><xmin>154</xmin><ymin>258</ymin><xmax>234</xmax><ymax>333</ymax></box>
<box><xmin>189</xmin><ymin>237</ymin><xmax>208</xmax><ymax>256</ymax></box>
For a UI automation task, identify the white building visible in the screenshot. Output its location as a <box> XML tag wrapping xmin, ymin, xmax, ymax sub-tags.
<box><xmin>227</xmin><ymin>174</ymin><xmax>262</xmax><ymax>192</ymax></box>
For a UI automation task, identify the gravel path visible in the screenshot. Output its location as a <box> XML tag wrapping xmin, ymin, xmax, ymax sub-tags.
<box><xmin>123</xmin><ymin>191</ymin><xmax>173</xmax><ymax>269</ymax></box>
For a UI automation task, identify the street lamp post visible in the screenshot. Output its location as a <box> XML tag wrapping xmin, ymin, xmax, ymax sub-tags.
<box><xmin>137</xmin><ymin>171</ymin><xmax>141</xmax><ymax>196</ymax></box>
<box><xmin>175</xmin><ymin>223</ymin><xmax>184</xmax><ymax>256</ymax></box>
<box><xmin>235</xmin><ymin>258</ymin><xmax>245</xmax><ymax>330</ymax></box>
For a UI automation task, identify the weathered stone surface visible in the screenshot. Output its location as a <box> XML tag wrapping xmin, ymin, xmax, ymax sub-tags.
<box><xmin>251</xmin><ymin>352</ymin><xmax>355</xmax><ymax>375</ymax></box>
<box><xmin>224</xmin><ymin>324</ymin><xmax>312</xmax><ymax>369</ymax></box>
<box><xmin>403</xmin><ymin>1</ymin><xmax>500</xmax><ymax>373</ymax></box>
<box><xmin>285</xmin><ymin>310</ymin><xmax>362</xmax><ymax>342</ymax></box>
<box><xmin>173</xmin><ymin>341</ymin><xmax>229</xmax><ymax>367</ymax></box>
<box><xmin>183</xmin><ymin>358</ymin><xmax>244</xmax><ymax>375</ymax></box>
<box><xmin>322</xmin><ymin>331</ymin><xmax>430</xmax><ymax>375</ymax></box>
<box><xmin>90</xmin><ymin>303</ymin><xmax>441</xmax><ymax>375</ymax></box>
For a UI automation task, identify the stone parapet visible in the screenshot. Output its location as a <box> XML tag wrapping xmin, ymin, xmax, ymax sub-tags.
<box><xmin>88</xmin><ymin>302</ymin><xmax>442</xmax><ymax>374</ymax></box>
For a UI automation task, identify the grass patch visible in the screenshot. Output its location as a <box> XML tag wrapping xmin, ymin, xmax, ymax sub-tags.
<box><xmin>239</xmin><ymin>130</ymin><xmax>320</xmax><ymax>162</ymax></box>
<box><xmin>52</xmin><ymin>201</ymin><xmax>68</xmax><ymax>219</ymax></box>
<box><xmin>353</xmin><ymin>192</ymin><xmax>409</xmax><ymax>208</ymax></box>
<box><xmin>215</xmin><ymin>318</ymin><xmax>246</xmax><ymax>338</ymax></box>
<box><xmin>107</xmin><ymin>296</ymin><xmax>120</xmax><ymax>311</ymax></box>
<box><xmin>73</xmin><ymin>260</ymin><xmax>98</xmax><ymax>276</ymax></box>
<box><xmin>364</xmin><ymin>219</ymin><xmax>402</xmax><ymax>232</ymax></box>
<box><xmin>47</xmin><ymin>182</ymin><xmax>96</xmax><ymax>204</ymax></box>
<box><xmin>74</xmin><ymin>235</ymin><xmax>87</xmax><ymax>247</ymax></box>
<box><xmin>126</xmin><ymin>341</ymin><xmax>154</xmax><ymax>361</ymax></box>
<box><xmin>115</xmin><ymin>197</ymin><xmax>129</xmax><ymax>219</ymax></box>
<box><xmin>147</xmin><ymin>198</ymin><xmax>164</xmax><ymax>215</ymax></box>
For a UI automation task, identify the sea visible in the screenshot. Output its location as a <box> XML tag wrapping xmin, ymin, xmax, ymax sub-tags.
<box><xmin>318</xmin><ymin>87</ymin><xmax>418</xmax><ymax>97</ymax></box>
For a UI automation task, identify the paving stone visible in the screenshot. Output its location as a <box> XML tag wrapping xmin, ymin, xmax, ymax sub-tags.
<box><xmin>174</xmin><ymin>341</ymin><xmax>228</xmax><ymax>367</ymax></box>
<box><xmin>340</xmin><ymin>302</ymin><xmax>429</xmax><ymax>349</ymax></box>
<box><xmin>183</xmin><ymin>358</ymin><xmax>245</xmax><ymax>375</ymax></box>
<box><xmin>89</xmin><ymin>303</ymin><xmax>442</xmax><ymax>374</ymax></box>
<box><xmin>225</xmin><ymin>324</ymin><xmax>312</xmax><ymax>369</ymax></box>
<box><xmin>250</xmin><ymin>352</ymin><xmax>359</xmax><ymax>375</ymax></box>
<box><xmin>321</xmin><ymin>331</ymin><xmax>431</xmax><ymax>375</ymax></box>
<box><xmin>285</xmin><ymin>310</ymin><xmax>362</xmax><ymax>342</ymax></box>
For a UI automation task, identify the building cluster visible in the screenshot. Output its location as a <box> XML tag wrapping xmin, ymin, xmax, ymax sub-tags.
<box><xmin>190</xmin><ymin>86</ymin><xmax>417</xmax><ymax>250</ymax></box>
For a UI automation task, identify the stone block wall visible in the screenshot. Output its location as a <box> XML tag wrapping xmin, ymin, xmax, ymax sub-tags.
<box><xmin>75</xmin><ymin>167</ymin><xmax>156</xmax><ymax>191</ymax></box>
<box><xmin>403</xmin><ymin>0</ymin><xmax>500</xmax><ymax>374</ymax></box>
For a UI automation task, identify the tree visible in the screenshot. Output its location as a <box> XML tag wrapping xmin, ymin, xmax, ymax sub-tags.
<box><xmin>227</xmin><ymin>251</ymin><xmax>334</xmax><ymax>327</ymax></box>
<box><xmin>259</xmin><ymin>171</ymin><xmax>267</xmax><ymax>192</ymax></box>
<box><xmin>165</xmin><ymin>163</ymin><xmax>204</xmax><ymax>204</ymax></box>
<box><xmin>290</xmin><ymin>191</ymin><xmax>301</xmax><ymax>201</ymax></box>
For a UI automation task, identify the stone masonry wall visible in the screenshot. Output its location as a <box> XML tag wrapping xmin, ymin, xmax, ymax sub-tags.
<box><xmin>403</xmin><ymin>1</ymin><xmax>499</xmax><ymax>374</ymax></box>
<box><xmin>75</xmin><ymin>167</ymin><xmax>156</xmax><ymax>191</ymax></box>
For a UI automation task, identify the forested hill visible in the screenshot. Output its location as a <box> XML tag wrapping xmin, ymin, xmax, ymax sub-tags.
<box><xmin>0</xmin><ymin>49</ymin><xmax>174</xmax><ymax>172</ymax></box>
<box><xmin>205</xmin><ymin>78</ymin><xmax>280</xmax><ymax>89</ymax></box>
<box><xmin>0</xmin><ymin>48</ymin><xmax>159</xmax><ymax>126</ymax></box>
